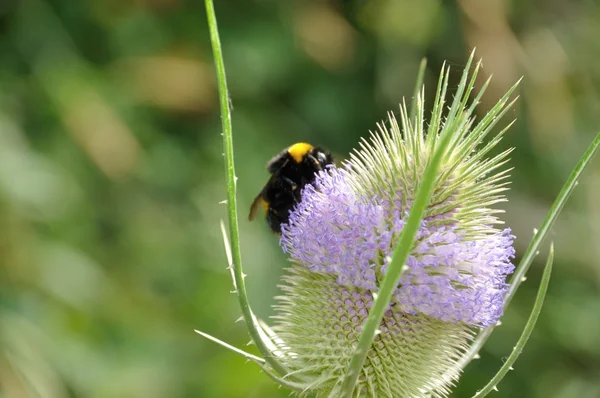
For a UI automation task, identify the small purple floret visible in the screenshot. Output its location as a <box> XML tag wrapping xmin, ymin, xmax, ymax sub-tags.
<box><xmin>280</xmin><ymin>168</ymin><xmax>516</xmax><ymax>327</ymax></box>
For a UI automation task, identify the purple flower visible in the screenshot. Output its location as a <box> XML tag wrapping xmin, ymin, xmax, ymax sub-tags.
<box><xmin>268</xmin><ymin>59</ymin><xmax>520</xmax><ymax>397</ymax></box>
<box><xmin>280</xmin><ymin>167</ymin><xmax>515</xmax><ymax>328</ymax></box>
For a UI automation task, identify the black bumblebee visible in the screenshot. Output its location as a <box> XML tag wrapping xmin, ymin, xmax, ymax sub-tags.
<box><xmin>249</xmin><ymin>143</ymin><xmax>334</xmax><ymax>233</ymax></box>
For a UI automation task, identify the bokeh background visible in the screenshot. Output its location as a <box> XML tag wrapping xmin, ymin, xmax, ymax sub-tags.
<box><xmin>1</xmin><ymin>0</ymin><xmax>599</xmax><ymax>397</ymax></box>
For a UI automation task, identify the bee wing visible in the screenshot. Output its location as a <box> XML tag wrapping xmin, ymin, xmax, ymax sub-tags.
<box><xmin>266</xmin><ymin>149</ymin><xmax>291</xmax><ymax>173</ymax></box>
<box><xmin>248</xmin><ymin>192</ymin><xmax>265</xmax><ymax>221</ymax></box>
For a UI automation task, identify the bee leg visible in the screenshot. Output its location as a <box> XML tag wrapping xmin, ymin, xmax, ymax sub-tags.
<box><xmin>266</xmin><ymin>207</ymin><xmax>284</xmax><ymax>233</ymax></box>
<box><xmin>279</xmin><ymin>176</ymin><xmax>304</xmax><ymax>203</ymax></box>
<box><xmin>280</xmin><ymin>176</ymin><xmax>298</xmax><ymax>191</ymax></box>
<box><xmin>306</xmin><ymin>154</ymin><xmax>322</xmax><ymax>170</ymax></box>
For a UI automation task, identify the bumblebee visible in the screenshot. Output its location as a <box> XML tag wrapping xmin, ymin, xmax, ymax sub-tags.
<box><xmin>249</xmin><ymin>142</ymin><xmax>334</xmax><ymax>233</ymax></box>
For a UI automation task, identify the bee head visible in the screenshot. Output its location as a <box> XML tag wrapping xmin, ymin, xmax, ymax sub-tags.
<box><xmin>309</xmin><ymin>147</ymin><xmax>334</xmax><ymax>169</ymax></box>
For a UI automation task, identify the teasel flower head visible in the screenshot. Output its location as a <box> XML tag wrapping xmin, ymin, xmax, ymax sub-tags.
<box><xmin>270</xmin><ymin>58</ymin><xmax>519</xmax><ymax>397</ymax></box>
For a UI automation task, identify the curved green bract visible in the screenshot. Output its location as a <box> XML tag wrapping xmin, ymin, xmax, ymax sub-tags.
<box><xmin>459</xmin><ymin>132</ymin><xmax>600</xmax><ymax>370</ymax></box>
<box><xmin>472</xmin><ymin>244</ymin><xmax>554</xmax><ymax>398</ymax></box>
<box><xmin>339</xmin><ymin>54</ymin><xmax>479</xmax><ymax>398</ymax></box>
<box><xmin>204</xmin><ymin>0</ymin><xmax>288</xmax><ymax>377</ymax></box>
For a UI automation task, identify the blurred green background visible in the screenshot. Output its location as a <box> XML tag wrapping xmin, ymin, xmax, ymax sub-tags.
<box><xmin>1</xmin><ymin>0</ymin><xmax>599</xmax><ymax>397</ymax></box>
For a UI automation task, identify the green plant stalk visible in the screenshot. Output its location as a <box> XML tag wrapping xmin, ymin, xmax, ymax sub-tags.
<box><xmin>338</xmin><ymin>63</ymin><xmax>468</xmax><ymax>397</ymax></box>
<box><xmin>458</xmin><ymin>132</ymin><xmax>600</xmax><ymax>369</ymax></box>
<box><xmin>204</xmin><ymin>0</ymin><xmax>288</xmax><ymax>377</ymax></box>
<box><xmin>473</xmin><ymin>244</ymin><xmax>554</xmax><ymax>398</ymax></box>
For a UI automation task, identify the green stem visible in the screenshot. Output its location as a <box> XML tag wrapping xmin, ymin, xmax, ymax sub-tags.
<box><xmin>472</xmin><ymin>244</ymin><xmax>554</xmax><ymax>398</ymax></box>
<box><xmin>458</xmin><ymin>132</ymin><xmax>600</xmax><ymax>369</ymax></box>
<box><xmin>204</xmin><ymin>0</ymin><xmax>288</xmax><ymax>377</ymax></box>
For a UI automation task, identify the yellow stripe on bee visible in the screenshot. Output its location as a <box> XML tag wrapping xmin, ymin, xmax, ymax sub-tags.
<box><xmin>262</xmin><ymin>198</ymin><xmax>270</xmax><ymax>213</ymax></box>
<box><xmin>287</xmin><ymin>142</ymin><xmax>313</xmax><ymax>163</ymax></box>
